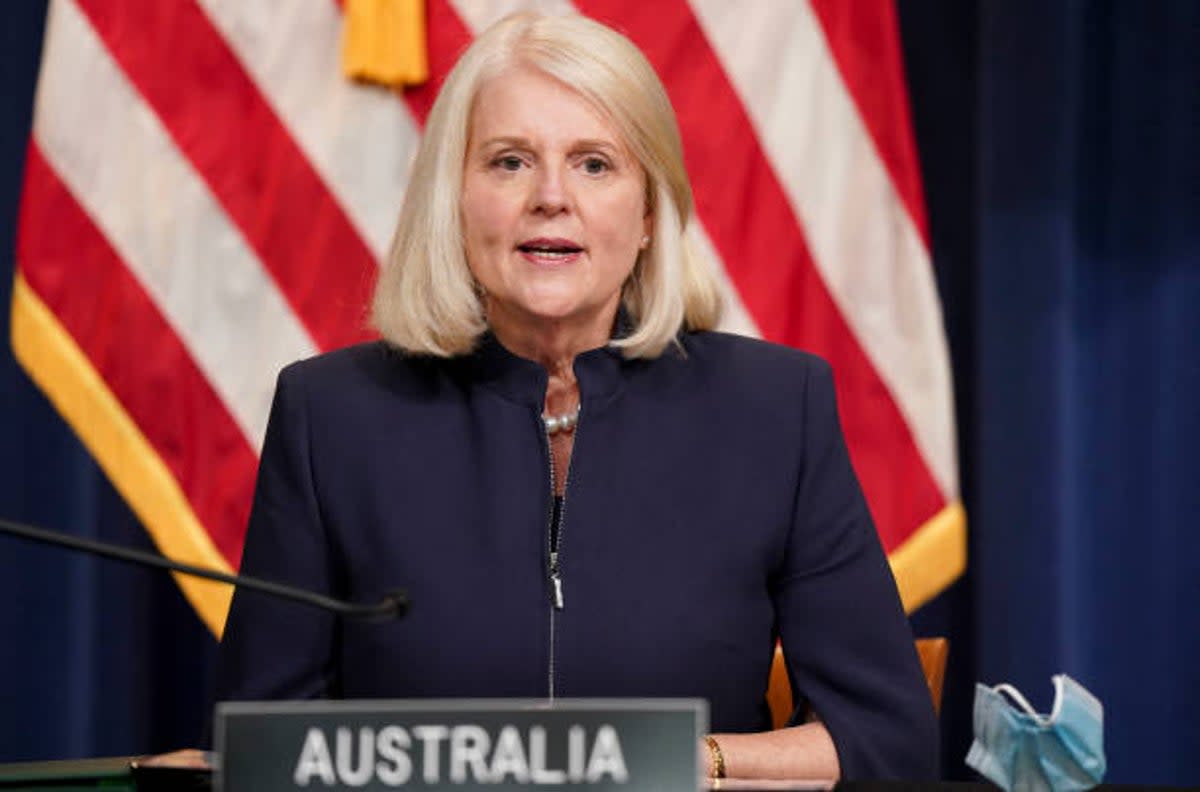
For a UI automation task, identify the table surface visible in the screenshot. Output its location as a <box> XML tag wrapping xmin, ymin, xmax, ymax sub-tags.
<box><xmin>0</xmin><ymin>757</ymin><xmax>1187</xmax><ymax>791</ymax></box>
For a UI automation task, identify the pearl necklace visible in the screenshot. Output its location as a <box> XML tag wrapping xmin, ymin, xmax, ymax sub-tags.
<box><xmin>542</xmin><ymin>406</ymin><xmax>580</xmax><ymax>435</ymax></box>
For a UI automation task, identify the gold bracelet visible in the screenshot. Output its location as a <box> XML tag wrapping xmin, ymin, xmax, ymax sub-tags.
<box><xmin>704</xmin><ymin>735</ymin><xmax>726</xmax><ymax>779</ymax></box>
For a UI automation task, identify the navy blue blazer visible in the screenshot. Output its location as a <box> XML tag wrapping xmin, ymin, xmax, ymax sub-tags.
<box><xmin>215</xmin><ymin>331</ymin><xmax>938</xmax><ymax>779</ymax></box>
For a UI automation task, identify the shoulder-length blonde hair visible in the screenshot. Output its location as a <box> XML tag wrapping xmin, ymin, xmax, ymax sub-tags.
<box><xmin>371</xmin><ymin>12</ymin><xmax>722</xmax><ymax>358</ymax></box>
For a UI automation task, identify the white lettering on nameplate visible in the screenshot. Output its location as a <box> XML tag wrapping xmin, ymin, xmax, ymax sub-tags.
<box><xmin>292</xmin><ymin>724</ymin><xmax>628</xmax><ymax>786</ymax></box>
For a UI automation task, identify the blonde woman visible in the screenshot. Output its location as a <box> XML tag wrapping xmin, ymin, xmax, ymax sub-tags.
<box><xmin>217</xmin><ymin>12</ymin><xmax>937</xmax><ymax>783</ymax></box>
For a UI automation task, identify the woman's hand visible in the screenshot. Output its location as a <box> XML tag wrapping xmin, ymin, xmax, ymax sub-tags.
<box><xmin>701</xmin><ymin>723</ymin><xmax>840</xmax><ymax>783</ymax></box>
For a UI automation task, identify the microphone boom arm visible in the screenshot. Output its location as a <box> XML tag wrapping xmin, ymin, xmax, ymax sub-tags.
<box><xmin>0</xmin><ymin>517</ymin><xmax>407</xmax><ymax>621</ymax></box>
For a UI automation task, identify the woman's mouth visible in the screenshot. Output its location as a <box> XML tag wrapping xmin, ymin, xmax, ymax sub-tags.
<box><xmin>517</xmin><ymin>238</ymin><xmax>584</xmax><ymax>263</ymax></box>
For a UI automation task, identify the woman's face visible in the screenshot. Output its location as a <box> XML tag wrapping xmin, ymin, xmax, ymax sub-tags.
<box><xmin>461</xmin><ymin>65</ymin><xmax>651</xmax><ymax>342</ymax></box>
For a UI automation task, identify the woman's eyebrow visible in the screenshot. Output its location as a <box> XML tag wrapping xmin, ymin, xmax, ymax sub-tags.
<box><xmin>569</xmin><ymin>139</ymin><xmax>625</xmax><ymax>158</ymax></box>
<box><xmin>476</xmin><ymin>135</ymin><xmax>531</xmax><ymax>150</ymax></box>
<box><xmin>475</xmin><ymin>136</ymin><xmax>622</xmax><ymax>152</ymax></box>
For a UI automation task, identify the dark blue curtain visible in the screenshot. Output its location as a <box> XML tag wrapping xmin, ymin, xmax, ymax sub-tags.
<box><xmin>974</xmin><ymin>1</ymin><xmax>1199</xmax><ymax>783</ymax></box>
<box><xmin>1</xmin><ymin>1</ymin><xmax>1196</xmax><ymax>784</ymax></box>
<box><xmin>901</xmin><ymin>0</ymin><xmax>1200</xmax><ymax>784</ymax></box>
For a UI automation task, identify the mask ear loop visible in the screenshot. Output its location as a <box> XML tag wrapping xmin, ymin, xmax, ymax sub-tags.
<box><xmin>993</xmin><ymin>683</ymin><xmax>1053</xmax><ymax>727</ymax></box>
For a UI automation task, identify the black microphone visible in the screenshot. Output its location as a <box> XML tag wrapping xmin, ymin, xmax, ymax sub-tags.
<box><xmin>0</xmin><ymin>516</ymin><xmax>408</xmax><ymax>621</ymax></box>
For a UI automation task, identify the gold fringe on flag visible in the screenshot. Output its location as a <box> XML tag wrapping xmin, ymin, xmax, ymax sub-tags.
<box><xmin>341</xmin><ymin>0</ymin><xmax>428</xmax><ymax>87</ymax></box>
<box><xmin>889</xmin><ymin>501</ymin><xmax>967</xmax><ymax>613</ymax></box>
<box><xmin>10</xmin><ymin>274</ymin><xmax>235</xmax><ymax>637</ymax></box>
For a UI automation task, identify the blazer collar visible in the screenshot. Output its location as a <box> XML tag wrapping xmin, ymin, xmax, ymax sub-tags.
<box><xmin>463</xmin><ymin>309</ymin><xmax>634</xmax><ymax>409</ymax></box>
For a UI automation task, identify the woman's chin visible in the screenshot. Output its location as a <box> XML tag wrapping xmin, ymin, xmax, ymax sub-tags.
<box><xmin>504</xmin><ymin>294</ymin><xmax>614</xmax><ymax>327</ymax></box>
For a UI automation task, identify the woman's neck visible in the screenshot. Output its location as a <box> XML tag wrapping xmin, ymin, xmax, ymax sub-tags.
<box><xmin>483</xmin><ymin>300</ymin><xmax>609</xmax><ymax>496</ymax></box>
<box><xmin>493</xmin><ymin>320</ymin><xmax>586</xmax><ymax>416</ymax></box>
<box><xmin>485</xmin><ymin>299</ymin><xmax>618</xmax><ymax>380</ymax></box>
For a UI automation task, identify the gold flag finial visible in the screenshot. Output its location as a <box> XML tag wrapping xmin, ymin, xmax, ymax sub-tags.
<box><xmin>342</xmin><ymin>0</ymin><xmax>428</xmax><ymax>87</ymax></box>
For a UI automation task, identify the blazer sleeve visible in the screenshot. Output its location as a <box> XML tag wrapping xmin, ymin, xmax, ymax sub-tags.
<box><xmin>213</xmin><ymin>363</ymin><xmax>339</xmax><ymax>701</ymax></box>
<box><xmin>773</xmin><ymin>357</ymin><xmax>939</xmax><ymax>780</ymax></box>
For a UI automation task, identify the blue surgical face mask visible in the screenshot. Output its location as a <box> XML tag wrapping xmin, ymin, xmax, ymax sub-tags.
<box><xmin>966</xmin><ymin>674</ymin><xmax>1106</xmax><ymax>792</ymax></box>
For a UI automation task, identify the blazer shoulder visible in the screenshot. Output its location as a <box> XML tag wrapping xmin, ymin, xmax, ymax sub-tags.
<box><xmin>280</xmin><ymin>341</ymin><xmax>435</xmax><ymax>384</ymax></box>
<box><xmin>680</xmin><ymin>330</ymin><xmax>833</xmax><ymax>382</ymax></box>
<box><xmin>280</xmin><ymin>340</ymin><xmax>386</xmax><ymax>380</ymax></box>
<box><xmin>276</xmin><ymin>341</ymin><xmax>452</xmax><ymax>406</ymax></box>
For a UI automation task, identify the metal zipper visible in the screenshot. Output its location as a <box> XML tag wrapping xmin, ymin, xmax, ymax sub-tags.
<box><xmin>543</xmin><ymin>405</ymin><xmax>579</xmax><ymax>701</ymax></box>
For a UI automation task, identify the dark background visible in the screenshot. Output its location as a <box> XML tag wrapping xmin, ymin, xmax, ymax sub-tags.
<box><xmin>2</xmin><ymin>1</ymin><xmax>1197</xmax><ymax>784</ymax></box>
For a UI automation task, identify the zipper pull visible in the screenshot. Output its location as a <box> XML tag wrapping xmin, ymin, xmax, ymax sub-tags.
<box><xmin>550</xmin><ymin>569</ymin><xmax>565</xmax><ymax>610</ymax></box>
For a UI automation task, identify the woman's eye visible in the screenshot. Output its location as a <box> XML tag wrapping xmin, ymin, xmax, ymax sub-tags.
<box><xmin>493</xmin><ymin>155</ymin><xmax>524</xmax><ymax>172</ymax></box>
<box><xmin>582</xmin><ymin>157</ymin><xmax>610</xmax><ymax>175</ymax></box>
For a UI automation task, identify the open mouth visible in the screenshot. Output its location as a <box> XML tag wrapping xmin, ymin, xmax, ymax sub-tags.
<box><xmin>517</xmin><ymin>238</ymin><xmax>584</xmax><ymax>260</ymax></box>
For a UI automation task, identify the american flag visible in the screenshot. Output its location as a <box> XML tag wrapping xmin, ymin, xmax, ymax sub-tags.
<box><xmin>12</xmin><ymin>0</ymin><xmax>962</xmax><ymax>636</ymax></box>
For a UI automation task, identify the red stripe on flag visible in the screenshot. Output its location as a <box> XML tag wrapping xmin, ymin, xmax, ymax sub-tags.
<box><xmin>809</xmin><ymin>0</ymin><xmax>929</xmax><ymax>243</ymax></box>
<box><xmin>75</xmin><ymin>0</ymin><xmax>376</xmax><ymax>351</ymax></box>
<box><xmin>398</xmin><ymin>0</ymin><xmax>474</xmax><ymax>125</ymax></box>
<box><xmin>17</xmin><ymin>144</ymin><xmax>257</xmax><ymax>567</ymax></box>
<box><xmin>577</xmin><ymin>0</ymin><xmax>943</xmax><ymax>548</ymax></box>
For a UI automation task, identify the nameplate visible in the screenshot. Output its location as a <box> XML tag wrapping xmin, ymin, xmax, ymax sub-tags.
<box><xmin>215</xmin><ymin>698</ymin><xmax>706</xmax><ymax>791</ymax></box>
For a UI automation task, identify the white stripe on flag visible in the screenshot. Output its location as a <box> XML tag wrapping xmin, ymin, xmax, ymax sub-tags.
<box><xmin>33</xmin><ymin>0</ymin><xmax>318</xmax><ymax>450</ymax></box>
<box><xmin>449</xmin><ymin>0</ymin><xmax>577</xmax><ymax>26</ymax></box>
<box><xmin>688</xmin><ymin>224</ymin><xmax>761</xmax><ymax>338</ymax></box>
<box><xmin>689</xmin><ymin>0</ymin><xmax>958</xmax><ymax>498</ymax></box>
<box><xmin>196</xmin><ymin>0</ymin><xmax>420</xmax><ymax>262</ymax></box>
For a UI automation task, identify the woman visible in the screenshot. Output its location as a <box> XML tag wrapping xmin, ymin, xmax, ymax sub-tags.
<box><xmin>216</xmin><ymin>12</ymin><xmax>938</xmax><ymax>782</ymax></box>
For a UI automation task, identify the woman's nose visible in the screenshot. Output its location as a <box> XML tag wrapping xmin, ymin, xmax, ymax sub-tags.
<box><xmin>529</xmin><ymin>165</ymin><xmax>570</xmax><ymax>215</ymax></box>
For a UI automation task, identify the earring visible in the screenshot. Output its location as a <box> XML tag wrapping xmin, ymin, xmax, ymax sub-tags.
<box><xmin>640</xmin><ymin>235</ymin><xmax>651</xmax><ymax>249</ymax></box>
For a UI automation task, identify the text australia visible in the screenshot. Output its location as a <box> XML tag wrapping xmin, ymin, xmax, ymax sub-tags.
<box><xmin>293</xmin><ymin>723</ymin><xmax>630</xmax><ymax>786</ymax></box>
